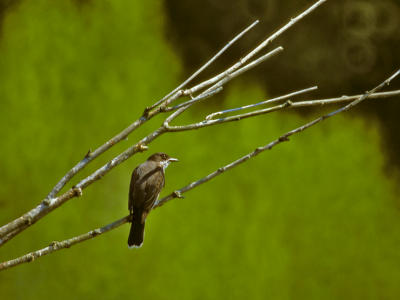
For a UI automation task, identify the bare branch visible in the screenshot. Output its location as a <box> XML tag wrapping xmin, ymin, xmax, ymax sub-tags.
<box><xmin>205</xmin><ymin>47</ymin><xmax>284</xmax><ymax>94</ymax></box>
<box><xmin>162</xmin><ymin>47</ymin><xmax>283</xmax><ymax>132</ymax></box>
<box><xmin>289</xmin><ymin>90</ymin><xmax>400</xmax><ymax>110</ymax></box>
<box><xmin>147</xmin><ymin>20</ymin><xmax>260</xmax><ymax>111</ymax></box>
<box><xmin>183</xmin><ymin>46</ymin><xmax>283</xmax><ymax>97</ymax></box>
<box><xmin>241</xmin><ymin>0</ymin><xmax>327</xmax><ymax>64</ymax></box>
<box><xmin>0</xmin><ymin>90</ymin><xmax>224</xmax><ymax>245</ymax></box>
<box><xmin>2</xmin><ymin>69</ymin><xmax>398</xmax><ymax>271</ymax></box>
<box><xmin>165</xmin><ymin>89</ymin><xmax>400</xmax><ymax>132</ymax></box>
<box><xmin>157</xmin><ymin>69</ymin><xmax>400</xmax><ymax>206</ymax></box>
<box><xmin>169</xmin><ymin>46</ymin><xmax>284</xmax><ymax>112</ymax></box>
<box><xmin>163</xmin><ymin>88</ymin><xmax>224</xmax><ymax>128</ymax></box>
<box><xmin>0</xmin><ymin>21</ymin><xmax>272</xmax><ymax>241</ymax></box>
<box><xmin>184</xmin><ymin>0</ymin><xmax>328</xmax><ymax>96</ymax></box>
<box><xmin>0</xmin><ymin>130</ymin><xmax>161</xmax><ymax>246</ymax></box>
<box><xmin>0</xmin><ymin>216</ymin><xmax>130</xmax><ymax>271</ymax></box>
<box><xmin>323</xmin><ymin>70</ymin><xmax>400</xmax><ymax>117</ymax></box>
<box><xmin>43</xmin><ymin>20</ymin><xmax>262</xmax><ymax>202</ymax></box>
<box><xmin>164</xmin><ymin>87</ymin><xmax>224</xmax><ymax>113</ymax></box>
<box><xmin>0</xmin><ymin>0</ymin><xmax>342</xmax><ymax>247</ymax></box>
<box><xmin>205</xmin><ymin>86</ymin><xmax>318</xmax><ymax>120</ymax></box>
<box><xmin>46</xmin><ymin>117</ymin><xmax>147</xmax><ymax>200</ymax></box>
<box><xmin>286</xmin><ymin>90</ymin><xmax>400</xmax><ymax>108</ymax></box>
<box><xmin>163</xmin><ymin>46</ymin><xmax>283</xmax><ymax>129</ymax></box>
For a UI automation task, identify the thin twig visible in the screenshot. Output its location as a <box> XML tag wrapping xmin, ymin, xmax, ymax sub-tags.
<box><xmin>146</xmin><ymin>20</ymin><xmax>260</xmax><ymax>111</ymax></box>
<box><xmin>165</xmin><ymin>87</ymin><xmax>224</xmax><ymax>112</ymax></box>
<box><xmin>163</xmin><ymin>47</ymin><xmax>283</xmax><ymax>127</ymax></box>
<box><xmin>325</xmin><ymin>69</ymin><xmax>400</xmax><ymax>115</ymax></box>
<box><xmin>183</xmin><ymin>0</ymin><xmax>328</xmax><ymax>96</ymax></box>
<box><xmin>169</xmin><ymin>47</ymin><xmax>284</xmax><ymax>112</ymax></box>
<box><xmin>288</xmin><ymin>90</ymin><xmax>400</xmax><ymax>107</ymax></box>
<box><xmin>242</xmin><ymin>0</ymin><xmax>327</xmax><ymax>63</ymax></box>
<box><xmin>0</xmin><ymin>216</ymin><xmax>130</xmax><ymax>271</ymax></box>
<box><xmin>2</xmin><ymin>69</ymin><xmax>398</xmax><ymax>271</ymax></box>
<box><xmin>206</xmin><ymin>86</ymin><xmax>318</xmax><ymax>120</ymax></box>
<box><xmin>165</xmin><ymin>89</ymin><xmax>400</xmax><ymax>132</ymax></box>
<box><xmin>46</xmin><ymin>117</ymin><xmax>147</xmax><ymax>200</ymax></box>
<box><xmin>164</xmin><ymin>88</ymin><xmax>224</xmax><ymax>125</ymax></box>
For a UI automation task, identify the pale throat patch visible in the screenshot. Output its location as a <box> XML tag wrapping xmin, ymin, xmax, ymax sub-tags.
<box><xmin>160</xmin><ymin>160</ymin><xmax>171</xmax><ymax>172</ymax></box>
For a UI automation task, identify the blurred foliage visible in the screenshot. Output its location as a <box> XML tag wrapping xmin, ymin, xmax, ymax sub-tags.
<box><xmin>0</xmin><ymin>0</ymin><xmax>400</xmax><ymax>299</ymax></box>
<box><xmin>164</xmin><ymin>0</ymin><xmax>400</xmax><ymax>169</ymax></box>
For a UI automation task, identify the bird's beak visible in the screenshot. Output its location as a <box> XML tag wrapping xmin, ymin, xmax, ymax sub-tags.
<box><xmin>168</xmin><ymin>157</ymin><xmax>179</xmax><ymax>162</ymax></box>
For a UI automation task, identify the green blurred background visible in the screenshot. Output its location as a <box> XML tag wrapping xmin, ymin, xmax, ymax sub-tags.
<box><xmin>0</xmin><ymin>0</ymin><xmax>400</xmax><ymax>299</ymax></box>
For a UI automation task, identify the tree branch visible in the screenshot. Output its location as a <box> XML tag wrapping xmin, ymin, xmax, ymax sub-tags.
<box><xmin>0</xmin><ymin>1</ymin><xmax>328</xmax><ymax>245</ymax></box>
<box><xmin>44</xmin><ymin>18</ymin><xmax>260</xmax><ymax>201</ymax></box>
<box><xmin>241</xmin><ymin>0</ymin><xmax>327</xmax><ymax>64</ymax></box>
<box><xmin>1</xmin><ymin>68</ymin><xmax>398</xmax><ymax>271</ymax></box>
<box><xmin>157</xmin><ymin>70</ymin><xmax>400</xmax><ymax>206</ymax></box>
<box><xmin>292</xmin><ymin>90</ymin><xmax>400</xmax><ymax>107</ymax></box>
<box><xmin>147</xmin><ymin>20</ymin><xmax>260</xmax><ymax>111</ymax></box>
<box><xmin>184</xmin><ymin>0</ymin><xmax>328</xmax><ymax>96</ymax></box>
<box><xmin>205</xmin><ymin>86</ymin><xmax>319</xmax><ymax>120</ymax></box>
<box><xmin>0</xmin><ymin>22</ymin><xmax>257</xmax><ymax>242</ymax></box>
<box><xmin>165</xmin><ymin>89</ymin><xmax>400</xmax><ymax>132</ymax></box>
<box><xmin>167</xmin><ymin>46</ymin><xmax>284</xmax><ymax>112</ymax></box>
<box><xmin>0</xmin><ymin>216</ymin><xmax>130</xmax><ymax>271</ymax></box>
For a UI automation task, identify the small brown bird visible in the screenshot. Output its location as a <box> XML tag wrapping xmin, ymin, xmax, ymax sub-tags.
<box><xmin>128</xmin><ymin>152</ymin><xmax>178</xmax><ymax>248</ymax></box>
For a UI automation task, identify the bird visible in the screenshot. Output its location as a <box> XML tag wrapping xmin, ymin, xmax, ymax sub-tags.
<box><xmin>128</xmin><ymin>152</ymin><xmax>178</xmax><ymax>248</ymax></box>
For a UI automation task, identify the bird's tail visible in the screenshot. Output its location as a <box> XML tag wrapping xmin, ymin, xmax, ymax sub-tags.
<box><xmin>128</xmin><ymin>218</ymin><xmax>145</xmax><ymax>248</ymax></box>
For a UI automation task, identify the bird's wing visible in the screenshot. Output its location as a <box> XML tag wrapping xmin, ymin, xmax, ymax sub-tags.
<box><xmin>143</xmin><ymin>168</ymin><xmax>165</xmax><ymax>210</ymax></box>
<box><xmin>128</xmin><ymin>166</ymin><xmax>141</xmax><ymax>212</ymax></box>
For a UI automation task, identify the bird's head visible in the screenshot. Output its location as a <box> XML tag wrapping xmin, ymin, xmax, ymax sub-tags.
<box><xmin>147</xmin><ymin>152</ymin><xmax>178</xmax><ymax>170</ymax></box>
